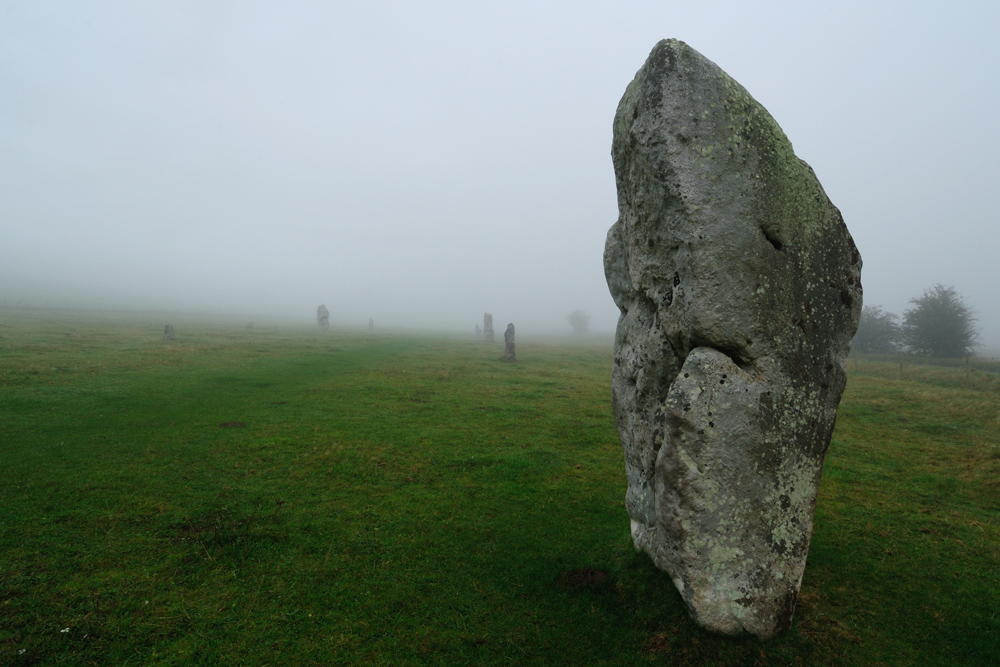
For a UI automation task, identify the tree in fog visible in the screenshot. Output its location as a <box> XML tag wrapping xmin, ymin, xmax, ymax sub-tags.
<box><xmin>902</xmin><ymin>284</ymin><xmax>978</xmax><ymax>357</ymax></box>
<box><xmin>568</xmin><ymin>309</ymin><xmax>590</xmax><ymax>335</ymax></box>
<box><xmin>852</xmin><ymin>305</ymin><xmax>902</xmax><ymax>354</ymax></box>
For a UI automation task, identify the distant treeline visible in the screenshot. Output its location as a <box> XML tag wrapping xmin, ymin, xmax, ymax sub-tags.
<box><xmin>853</xmin><ymin>284</ymin><xmax>980</xmax><ymax>358</ymax></box>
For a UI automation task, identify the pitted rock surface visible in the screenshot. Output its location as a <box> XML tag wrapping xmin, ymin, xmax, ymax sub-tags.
<box><xmin>604</xmin><ymin>39</ymin><xmax>862</xmax><ymax>639</ymax></box>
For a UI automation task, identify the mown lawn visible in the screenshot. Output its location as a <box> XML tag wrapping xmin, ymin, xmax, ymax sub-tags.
<box><xmin>1</xmin><ymin>311</ymin><xmax>997</xmax><ymax>665</ymax></box>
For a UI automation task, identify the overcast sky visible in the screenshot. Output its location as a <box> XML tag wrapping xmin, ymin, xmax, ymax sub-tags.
<box><xmin>2</xmin><ymin>1</ymin><xmax>998</xmax><ymax>344</ymax></box>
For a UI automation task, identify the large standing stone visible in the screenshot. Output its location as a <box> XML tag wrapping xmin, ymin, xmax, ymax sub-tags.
<box><xmin>317</xmin><ymin>305</ymin><xmax>330</xmax><ymax>332</ymax></box>
<box><xmin>163</xmin><ymin>324</ymin><xmax>175</xmax><ymax>340</ymax></box>
<box><xmin>503</xmin><ymin>323</ymin><xmax>516</xmax><ymax>361</ymax></box>
<box><xmin>604</xmin><ymin>40</ymin><xmax>862</xmax><ymax>639</ymax></box>
<box><xmin>483</xmin><ymin>313</ymin><xmax>494</xmax><ymax>343</ymax></box>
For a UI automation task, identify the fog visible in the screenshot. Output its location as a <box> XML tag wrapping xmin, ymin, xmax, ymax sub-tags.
<box><xmin>2</xmin><ymin>2</ymin><xmax>998</xmax><ymax>346</ymax></box>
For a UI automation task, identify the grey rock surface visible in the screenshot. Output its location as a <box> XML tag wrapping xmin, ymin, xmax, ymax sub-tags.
<box><xmin>163</xmin><ymin>324</ymin><xmax>175</xmax><ymax>341</ymax></box>
<box><xmin>369</xmin><ymin>318</ymin><xmax>374</xmax><ymax>331</ymax></box>
<box><xmin>604</xmin><ymin>39</ymin><xmax>862</xmax><ymax>639</ymax></box>
<box><xmin>483</xmin><ymin>313</ymin><xmax>494</xmax><ymax>343</ymax></box>
<box><xmin>503</xmin><ymin>323</ymin><xmax>516</xmax><ymax>361</ymax></box>
<box><xmin>475</xmin><ymin>324</ymin><xmax>483</xmax><ymax>339</ymax></box>
<box><xmin>317</xmin><ymin>305</ymin><xmax>330</xmax><ymax>332</ymax></box>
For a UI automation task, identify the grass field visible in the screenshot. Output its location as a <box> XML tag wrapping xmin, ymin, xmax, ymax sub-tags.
<box><xmin>1</xmin><ymin>311</ymin><xmax>998</xmax><ymax>665</ymax></box>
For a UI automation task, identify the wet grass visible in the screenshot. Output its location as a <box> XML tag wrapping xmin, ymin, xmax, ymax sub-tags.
<box><xmin>1</xmin><ymin>311</ymin><xmax>997</xmax><ymax>665</ymax></box>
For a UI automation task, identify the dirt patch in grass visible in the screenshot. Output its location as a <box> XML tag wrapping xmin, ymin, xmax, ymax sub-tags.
<box><xmin>561</xmin><ymin>568</ymin><xmax>609</xmax><ymax>590</ymax></box>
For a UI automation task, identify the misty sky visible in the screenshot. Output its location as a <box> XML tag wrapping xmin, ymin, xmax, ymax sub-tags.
<box><xmin>2</xmin><ymin>1</ymin><xmax>998</xmax><ymax>344</ymax></box>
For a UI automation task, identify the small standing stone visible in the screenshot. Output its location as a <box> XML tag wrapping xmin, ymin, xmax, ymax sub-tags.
<box><xmin>483</xmin><ymin>313</ymin><xmax>494</xmax><ymax>343</ymax></box>
<box><xmin>475</xmin><ymin>324</ymin><xmax>483</xmax><ymax>339</ymax></box>
<box><xmin>317</xmin><ymin>305</ymin><xmax>330</xmax><ymax>332</ymax></box>
<box><xmin>163</xmin><ymin>324</ymin><xmax>175</xmax><ymax>340</ymax></box>
<box><xmin>503</xmin><ymin>323</ymin><xmax>516</xmax><ymax>361</ymax></box>
<box><xmin>368</xmin><ymin>318</ymin><xmax>374</xmax><ymax>330</ymax></box>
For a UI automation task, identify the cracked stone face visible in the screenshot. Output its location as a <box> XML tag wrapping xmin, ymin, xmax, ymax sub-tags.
<box><xmin>604</xmin><ymin>39</ymin><xmax>862</xmax><ymax>639</ymax></box>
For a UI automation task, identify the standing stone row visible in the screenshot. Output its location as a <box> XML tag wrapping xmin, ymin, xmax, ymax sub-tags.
<box><xmin>478</xmin><ymin>312</ymin><xmax>516</xmax><ymax>361</ymax></box>
<box><xmin>314</xmin><ymin>306</ymin><xmax>374</xmax><ymax>331</ymax></box>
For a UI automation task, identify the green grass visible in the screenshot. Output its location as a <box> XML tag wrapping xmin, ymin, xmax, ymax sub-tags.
<box><xmin>1</xmin><ymin>311</ymin><xmax>998</xmax><ymax>665</ymax></box>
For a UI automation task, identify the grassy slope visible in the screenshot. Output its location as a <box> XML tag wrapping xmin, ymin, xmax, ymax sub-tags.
<box><xmin>0</xmin><ymin>312</ymin><xmax>997</xmax><ymax>665</ymax></box>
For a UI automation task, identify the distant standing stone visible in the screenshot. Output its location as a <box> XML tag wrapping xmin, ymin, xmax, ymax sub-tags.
<box><xmin>503</xmin><ymin>323</ymin><xmax>516</xmax><ymax>361</ymax></box>
<box><xmin>163</xmin><ymin>324</ymin><xmax>175</xmax><ymax>340</ymax></box>
<box><xmin>475</xmin><ymin>324</ymin><xmax>483</xmax><ymax>339</ymax></box>
<box><xmin>368</xmin><ymin>318</ymin><xmax>374</xmax><ymax>330</ymax></box>
<box><xmin>317</xmin><ymin>305</ymin><xmax>330</xmax><ymax>332</ymax></box>
<box><xmin>604</xmin><ymin>40</ymin><xmax>862</xmax><ymax>639</ymax></box>
<box><xmin>483</xmin><ymin>313</ymin><xmax>494</xmax><ymax>343</ymax></box>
